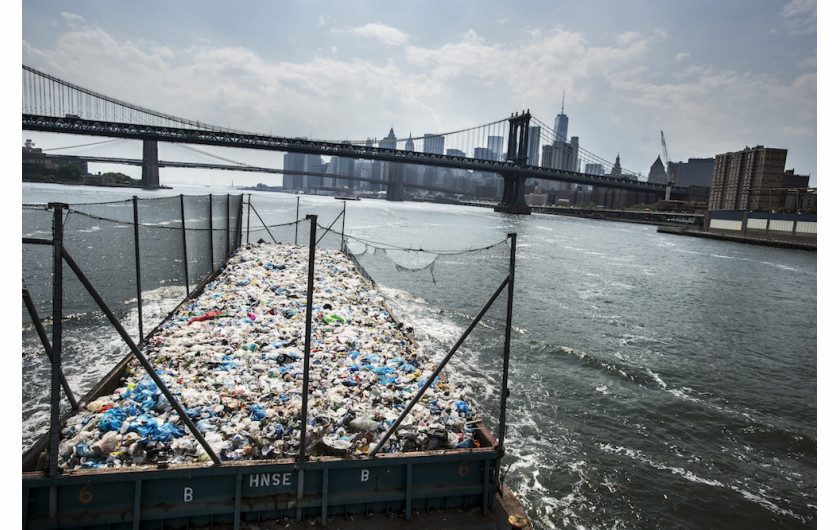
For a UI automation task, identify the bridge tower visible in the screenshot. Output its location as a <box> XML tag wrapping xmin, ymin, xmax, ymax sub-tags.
<box><xmin>142</xmin><ymin>139</ymin><xmax>160</xmax><ymax>188</ymax></box>
<box><xmin>494</xmin><ymin>111</ymin><xmax>532</xmax><ymax>215</ymax></box>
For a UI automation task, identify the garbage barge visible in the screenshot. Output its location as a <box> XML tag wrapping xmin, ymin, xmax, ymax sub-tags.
<box><xmin>22</xmin><ymin>240</ymin><xmax>529</xmax><ymax>529</ymax></box>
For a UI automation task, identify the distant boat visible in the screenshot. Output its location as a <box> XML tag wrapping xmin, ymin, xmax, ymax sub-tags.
<box><xmin>335</xmin><ymin>196</ymin><xmax>360</xmax><ymax>201</ymax></box>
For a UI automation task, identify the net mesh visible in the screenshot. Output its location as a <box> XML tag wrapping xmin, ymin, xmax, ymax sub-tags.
<box><xmin>21</xmin><ymin>194</ymin><xmax>243</xmax><ymax>451</ymax></box>
<box><xmin>243</xmin><ymin>195</ymin><xmax>346</xmax><ymax>250</ymax></box>
<box><xmin>344</xmin><ymin>236</ymin><xmax>512</xmax><ymax>434</ymax></box>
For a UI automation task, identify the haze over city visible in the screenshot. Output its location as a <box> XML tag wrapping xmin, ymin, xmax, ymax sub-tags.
<box><xmin>17</xmin><ymin>0</ymin><xmax>820</xmax><ymax>188</ymax></box>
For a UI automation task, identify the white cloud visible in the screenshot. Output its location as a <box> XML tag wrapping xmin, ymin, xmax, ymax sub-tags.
<box><xmin>60</xmin><ymin>12</ymin><xmax>85</xmax><ymax>27</ymax></box>
<box><xmin>797</xmin><ymin>53</ymin><xmax>816</xmax><ymax>70</ymax></box>
<box><xmin>333</xmin><ymin>23</ymin><xmax>410</xmax><ymax>47</ymax></box>
<box><xmin>781</xmin><ymin>0</ymin><xmax>817</xmax><ymax>34</ymax></box>
<box><xmin>616</xmin><ymin>31</ymin><xmax>641</xmax><ymax>46</ymax></box>
<box><xmin>675</xmin><ymin>52</ymin><xmax>690</xmax><ymax>62</ymax></box>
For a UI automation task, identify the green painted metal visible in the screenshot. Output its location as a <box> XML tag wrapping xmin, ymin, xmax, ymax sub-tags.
<box><xmin>22</xmin><ymin>448</ymin><xmax>497</xmax><ymax>529</ymax></box>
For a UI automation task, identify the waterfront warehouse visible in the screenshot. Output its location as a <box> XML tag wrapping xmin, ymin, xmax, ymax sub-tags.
<box><xmin>53</xmin><ymin>243</ymin><xmax>479</xmax><ymax>470</ymax></box>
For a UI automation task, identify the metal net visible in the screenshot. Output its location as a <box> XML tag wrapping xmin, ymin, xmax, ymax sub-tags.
<box><xmin>21</xmin><ymin>194</ymin><xmax>243</xmax><ymax>451</ymax></box>
<box><xmin>343</xmin><ymin>235</ymin><xmax>514</xmax><ymax>436</ymax></box>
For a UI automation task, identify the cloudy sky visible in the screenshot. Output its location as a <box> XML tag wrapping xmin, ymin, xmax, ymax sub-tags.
<box><xmin>18</xmin><ymin>0</ymin><xmax>820</xmax><ymax>186</ymax></box>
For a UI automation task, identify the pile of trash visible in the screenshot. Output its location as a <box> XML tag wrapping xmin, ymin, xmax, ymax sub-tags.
<box><xmin>55</xmin><ymin>243</ymin><xmax>480</xmax><ymax>470</ymax></box>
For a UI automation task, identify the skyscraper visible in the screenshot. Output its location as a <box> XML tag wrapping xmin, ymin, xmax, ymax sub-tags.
<box><xmin>584</xmin><ymin>163</ymin><xmax>605</xmax><ymax>175</ymax></box>
<box><xmin>527</xmin><ymin>126</ymin><xmax>541</xmax><ymax>166</ymax></box>
<box><xmin>540</xmin><ymin>136</ymin><xmax>579</xmax><ymax>172</ymax></box>
<box><xmin>404</xmin><ymin>135</ymin><xmax>419</xmax><ymax>185</ymax></box>
<box><xmin>487</xmin><ymin>135</ymin><xmax>504</xmax><ymax>161</ymax></box>
<box><xmin>380</xmin><ymin>128</ymin><xmax>397</xmax><ymax>149</ymax></box>
<box><xmin>422</xmin><ymin>134</ymin><xmax>444</xmax><ymax>154</ymax></box>
<box><xmin>554</xmin><ymin>91</ymin><xmax>569</xmax><ymax>142</ymax></box>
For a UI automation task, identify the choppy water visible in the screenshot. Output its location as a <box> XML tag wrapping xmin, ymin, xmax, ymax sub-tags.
<box><xmin>22</xmin><ymin>183</ymin><xmax>817</xmax><ymax>529</ymax></box>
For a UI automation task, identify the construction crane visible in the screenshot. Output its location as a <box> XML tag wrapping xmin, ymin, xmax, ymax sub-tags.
<box><xmin>660</xmin><ymin>131</ymin><xmax>675</xmax><ymax>200</ymax></box>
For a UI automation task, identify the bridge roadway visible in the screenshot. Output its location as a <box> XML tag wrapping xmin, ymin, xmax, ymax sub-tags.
<box><xmin>45</xmin><ymin>154</ymin><xmax>470</xmax><ymax>196</ymax></box>
<box><xmin>23</xmin><ymin>114</ymin><xmax>680</xmax><ymax>197</ymax></box>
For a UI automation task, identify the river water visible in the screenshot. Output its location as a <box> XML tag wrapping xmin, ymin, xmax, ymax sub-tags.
<box><xmin>21</xmin><ymin>182</ymin><xmax>818</xmax><ymax>529</ymax></box>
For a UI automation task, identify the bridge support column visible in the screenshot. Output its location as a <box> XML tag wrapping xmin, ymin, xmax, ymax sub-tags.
<box><xmin>386</xmin><ymin>163</ymin><xmax>405</xmax><ymax>201</ymax></box>
<box><xmin>142</xmin><ymin>139</ymin><xmax>160</xmax><ymax>188</ymax></box>
<box><xmin>494</xmin><ymin>173</ymin><xmax>531</xmax><ymax>214</ymax></box>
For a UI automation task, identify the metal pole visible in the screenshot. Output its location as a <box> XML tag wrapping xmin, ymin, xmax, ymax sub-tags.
<box><xmin>208</xmin><ymin>194</ymin><xmax>215</xmax><ymax>271</ymax></box>
<box><xmin>246</xmin><ymin>194</ymin><xmax>251</xmax><ymax>245</ymax></box>
<box><xmin>341</xmin><ymin>201</ymin><xmax>347</xmax><ymax>252</ymax></box>
<box><xmin>48</xmin><ymin>202</ymin><xmax>67</xmax><ymax>477</ymax></box>
<box><xmin>295</xmin><ymin>196</ymin><xmax>300</xmax><ymax>245</ymax></box>
<box><xmin>495</xmin><ymin>232</ymin><xmax>517</xmax><ymax>489</ymax></box>
<box><xmin>179</xmin><ymin>194</ymin><xmax>190</xmax><ymax>297</ymax></box>
<box><xmin>132</xmin><ymin>196</ymin><xmax>143</xmax><ymax>339</ymax></box>
<box><xmin>226</xmin><ymin>194</ymin><xmax>231</xmax><ymax>255</ymax></box>
<box><xmin>298</xmin><ymin>215</ymin><xmax>317</xmax><ymax>462</ymax></box>
<box><xmin>234</xmin><ymin>194</ymin><xmax>243</xmax><ymax>250</ymax></box>
<box><xmin>60</xmin><ymin>247</ymin><xmax>222</xmax><ymax>465</ymax></box>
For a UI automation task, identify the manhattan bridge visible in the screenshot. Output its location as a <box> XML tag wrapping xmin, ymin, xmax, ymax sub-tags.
<box><xmin>22</xmin><ymin>65</ymin><xmax>680</xmax><ymax>214</ymax></box>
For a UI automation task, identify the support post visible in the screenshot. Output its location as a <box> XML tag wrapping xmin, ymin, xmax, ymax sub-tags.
<box><xmin>495</xmin><ymin>233</ymin><xmax>517</xmax><ymax>489</ymax></box>
<box><xmin>298</xmin><ymin>215</ymin><xmax>317</xmax><ymax>462</ymax></box>
<box><xmin>295</xmin><ymin>197</ymin><xmax>300</xmax><ymax>245</ymax></box>
<box><xmin>208</xmin><ymin>194</ymin><xmax>215</xmax><ymax>271</ymax></box>
<box><xmin>246</xmin><ymin>194</ymin><xmax>252</xmax><ymax>245</ymax></box>
<box><xmin>341</xmin><ymin>201</ymin><xmax>347</xmax><ymax>252</ymax></box>
<box><xmin>226</xmin><ymin>194</ymin><xmax>232</xmax><ymax>255</ymax></box>
<box><xmin>234</xmin><ymin>194</ymin><xmax>243</xmax><ymax>250</ymax></box>
<box><xmin>48</xmin><ymin>202</ymin><xmax>67</xmax><ymax>478</ymax></box>
<box><xmin>179</xmin><ymin>195</ymin><xmax>190</xmax><ymax>297</ymax></box>
<box><xmin>132</xmin><ymin>196</ymin><xmax>143</xmax><ymax>339</ymax></box>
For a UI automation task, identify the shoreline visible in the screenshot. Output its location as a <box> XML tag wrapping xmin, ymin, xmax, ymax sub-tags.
<box><xmin>656</xmin><ymin>226</ymin><xmax>816</xmax><ymax>251</ymax></box>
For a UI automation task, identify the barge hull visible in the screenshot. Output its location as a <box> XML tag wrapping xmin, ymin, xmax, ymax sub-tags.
<box><xmin>24</xmin><ymin>448</ymin><xmax>500</xmax><ymax>529</ymax></box>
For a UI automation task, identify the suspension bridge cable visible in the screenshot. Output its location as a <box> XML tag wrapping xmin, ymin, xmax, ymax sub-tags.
<box><xmin>41</xmin><ymin>139</ymin><xmax>124</xmax><ymax>152</ymax></box>
<box><xmin>176</xmin><ymin>144</ymin><xmax>252</xmax><ymax>167</ymax></box>
<box><xmin>23</xmin><ymin>65</ymin><xmax>240</xmax><ymax>134</ymax></box>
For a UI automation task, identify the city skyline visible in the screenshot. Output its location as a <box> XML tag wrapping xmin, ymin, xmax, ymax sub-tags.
<box><xmin>17</xmin><ymin>1</ymin><xmax>820</xmax><ymax>188</ymax></box>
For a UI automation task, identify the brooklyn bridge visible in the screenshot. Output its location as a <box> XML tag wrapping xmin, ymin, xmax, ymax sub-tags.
<box><xmin>22</xmin><ymin>65</ymin><xmax>681</xmax><ymax>214</ymax></box>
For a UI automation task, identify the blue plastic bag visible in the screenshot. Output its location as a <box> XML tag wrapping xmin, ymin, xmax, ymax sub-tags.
<box><xmin>98</xmin><ymin>407</ymin><xmax>127</xmax><ymax>432</ymax></box>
